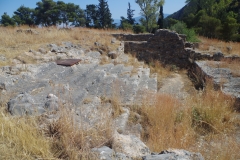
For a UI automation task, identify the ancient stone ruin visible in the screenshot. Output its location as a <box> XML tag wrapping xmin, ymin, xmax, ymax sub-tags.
<box><xmin>113</xmin><ymin>29</ymin><xmax>240</xmax><ymax>109</ymax></box>
<box><xmin>1</xmin><ymin>29</ymin><xmax>239</xmax><ymax>159</ymax></box>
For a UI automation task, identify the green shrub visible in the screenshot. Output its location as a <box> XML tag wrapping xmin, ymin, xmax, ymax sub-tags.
<box><xmin>170</xmin><ymin>21</ymin><xmax>199</xmax><ymax>42</ymax></box>
<box><xmin>133</xmin><ymin>24</ymin><xmax>145</xmax><ymax>34</ymax></box>
<box><xmin>231</xmin><ymin>34</ymin><xmax>240</xmax><ymax>42</ymax></box>
<box><xmin>122</xmin><ymin>22</ymin><xmax>133</xmax><ymax>31</ymax></box>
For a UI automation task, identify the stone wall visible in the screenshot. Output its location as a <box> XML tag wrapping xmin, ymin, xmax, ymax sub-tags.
<box><xmin>112</xmin><ymin>33</ymin><xmax>154</xmax><ymax>42</ymax></box>
<box><xmin>113</xmin><ymin>29</ymin><xmax>240</xmax><ymax>108</ymax></box>
<box><xmin>113</xmin><ymin>29</ymin><xmax>240</xmax><ymax>68</ymax></box>
<box><xmin>122</xmin><ymin>29</ymin><xmax>190</xmax><ymax>68</ymax></box>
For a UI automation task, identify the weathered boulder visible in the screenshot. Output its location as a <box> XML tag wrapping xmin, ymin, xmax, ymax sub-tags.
<box><xmin>8</xmin><ymin>92</ymin><xmax>45</xmax><ymax>116</ymax></box>
<box><xmin>44</xmin><ymin>93</ymin><xmax>59</xmax><ymax>112</ymax></box>
<box><xmin>143</xmin><ymin>149</ymin><xmax>204</xmax><ymax>160</ymax></box>
<box><xmin>92</xmin><ymin>146</ymin><xmax>131</xmax><ymax>160</ymax></box>
<box><xmin>212</xmin><ymin>52</ymin><xmax>224</xmax><ymax>61</ymax></box>
<box><xmin>108</xmin><ymin>51</ymin><xmax>119</xmax><ymax>59</ymax></box>
<box><xmin>39</xmin><ymin>48</ymin><xmax>47</xmax><ymax>54</ymax></box>
<box><xmin>0</xmin><ymin>54</ymin><xmax>6</xmax><ymax>61</ymax></box>
<box><xmin>111</xmin><ymin>38</ymin><xmax>116</xmax><ymax>44</ymax></box>
<box><xmin>50</xmin><ymin>45</ymin><xmax>68</xmax><ymax>53</ymax></box>
<box><xmin>112</xmin><ymin>132</ymin><xmax>151</xmax><ymax>158</ymax></box>
<box><xmin>114</xmin><ymin>108</ymin><xmax>130</xmax><ymax>133</ymax></box>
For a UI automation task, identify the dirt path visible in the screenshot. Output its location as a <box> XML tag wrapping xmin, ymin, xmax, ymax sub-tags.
<box><xmin>158</xmin><ymin>72</ymin><xmax>195</xmax><ymax>100</ymax></box>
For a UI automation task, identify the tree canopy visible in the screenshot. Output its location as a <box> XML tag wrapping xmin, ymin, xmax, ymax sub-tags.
<box><xmin>135</xmin><ymin>0</ymin><xmax>164</xmax><ymax>32</ymax></box>
<box><xmin>168</xmin><ymin>0</ymin><xmax>240</xmax><ymax>41</ymax></box>
<box><xmin>97</xmin><ymin>0</ymin><xmax>113</xmax><ymax>28</ymax></box>
<box><xmin>0</xmin><ymin>12</ymin><xmax>16</xmax><ymax>27</ymax></box>
<box><xmin>0</xmin><ymin>0</ymin><xmax>116</xmax><ymax>29</ymax></box>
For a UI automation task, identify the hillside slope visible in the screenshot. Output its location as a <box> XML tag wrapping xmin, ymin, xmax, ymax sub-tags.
<box><xmin>166</xmin><ymin>0</ymin><xmax>240</xmax><ymax>41</ymax></box>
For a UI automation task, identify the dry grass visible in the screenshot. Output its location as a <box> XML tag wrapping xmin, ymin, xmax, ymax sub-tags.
<box><xmin>148</xmin><ymin>60</ymin><xmax>178</xmax><ymax>90</ymax></box>
<box><xmin>188</xmin><ymin>83</ymin><xmax>236</xmax><ymax>135</ymax></box>
<box><xmin>198</xmin><ymin>36</ymin><xmax>240</xmax><ymax>56</ymax></box>
<box><xmin>0</xmin><ymin>79</ymin><xmax>239</xmax><ymax>160</ymax></box>
<box><xmin>128</xmin><ymin>80</ymin><xmax>239</xmax><ymax>160</ymax></box>
<box><xmin>187</xmin><ymin>84</ymin><xmax>240</xmax><ymax>159</ymax></box>
<box><xmin>0</xmin><ymin>26</ymin><xmax>130</xmax><ymax>67</ymax></box>
<box><xmin>0</xmin><ymin>111</ymin><xmax>54</xmax><ymax>159</ymax></box>
<box><xmin>136</xmin><ymin>94</ymin><xmax>195</xmax><ymax>151</ymax></box>
<box><xmin>47</xmin><ymin>106</ymin><xmax>113</xmax><ymax>159</ymax></box>
<box><xmin>0</xmin><ymin>27</ymin><xmax>239</xmax><ymax>160</ymax></box>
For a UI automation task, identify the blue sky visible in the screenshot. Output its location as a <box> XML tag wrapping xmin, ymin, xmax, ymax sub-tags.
<box><xmin>0</xmin><ymin>0</ymin><xmax>186</xmax><ymax>19</ymax></box>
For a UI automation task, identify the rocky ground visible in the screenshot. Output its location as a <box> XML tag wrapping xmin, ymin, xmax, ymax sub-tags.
<box><xmin>190</xmin><ymin>60</ymin><xmax>240</xmax><ymax>109</ymax></box>
<box><xmin>0</xmin><ymin>40</ymin><xmax>205</xmax><ymax>159</ymax></box>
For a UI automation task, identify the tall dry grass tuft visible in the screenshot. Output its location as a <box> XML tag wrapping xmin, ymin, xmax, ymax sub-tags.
<box><xmin>185</xmin><ymin>82</ymin><xmax>239</xmax><ymax>160</ymax></box>
<box><xmin>0</xmin><ymin>112</ymin><xmax>54</xmax><ymax>159</ymax></box>
<box><xmin>47</xmin><ymin>106</ymin><xmax>113</xmax><ymax>159</ymax></box>
<box><xmin>131</xmin><ymin>81</ymin><xmax>239</xmax><ymax>159</ymax></box>
<box><xmin>188</xmin><ymin>82</ymin><xmax>236</xmax><ymax>135</ymax></box>
<box><xmin>135</xmin><ymin>94</ymin><xmax>195</xmax><ymax>152</ymax></box>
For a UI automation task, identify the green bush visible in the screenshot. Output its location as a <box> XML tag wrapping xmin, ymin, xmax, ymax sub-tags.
<box><xmin>232</xmin><ymin>34</ymin><xmax>240</xmax><ymax>42</ymax></box>
<box><xmin>197</xmin><ymin>15</ymin><xmax>221</xmax><ymax>38</ymax></box>
<box><xmin>133</xmin><ymin>24</ymin><xmax>145</xmax><ymax>34</ymax></box>
<box><xmin>170</xmin><ymin>21</ymin><xmax>199</xmax><ymax>42</ymax></box>
<box><xmin>122</xmin><ymin>22</ymin><xmax>133</xmax><ymax>31</ymax></box>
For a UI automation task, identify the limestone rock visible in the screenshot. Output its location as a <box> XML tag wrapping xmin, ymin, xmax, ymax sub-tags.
<box><xmin>113</xmin><ymin>132</ymin><xmax>151</xmax><ymax>158</ymax></box>
<box><xmin>194</xmin><ymin>61</ymin><xmax>240</xmax><ymax>108</ymax></box>
<box><xmin>8</xmin><ymin>92</ymin><xmax>45</xmax><ymax>116</ymax></box>
<box><xmin>143</xmin><ymin>149</ymin><xmax>204</xmax><ymax>160</ymax></box>
<box><xmin>108</xmin><ymin>51</ymin><xmax>119</xmax><ymax>59</ymax></box>
<box><xmin>114</xmin><ymin>108</ymin><xmax>130</xmax><ymax>133</ymax></box>
<box><xmin>44</xmin><ymin>93</ymin><xmax>59</xmax><ymax>112</ymax></box>
<box><xmin>92</xmin><ymin>146</ymin><xmax>131</xmax><ymax>160</ymax></box>
<box><xmin>111</xmin><ymin>38</ymin><xmax>116</xmax><ymax>43</ymax></box>
<box><xmin>39</xmin><ymin>48</ymin><xmax>47</xmax><ymax>54</ymax></box>
<box><xmin>0</xmin><ymin>54</ymin><xmax>6</xmax><ymax>61</ymax></box>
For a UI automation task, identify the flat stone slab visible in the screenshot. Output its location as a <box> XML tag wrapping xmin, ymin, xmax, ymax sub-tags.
<box><xmin>195</xmin><ymin>61</ymin><xmax>240</xmax><ymax>107</ymax></box>
<box><xmin>143</xmin><ymin>149</ymin><xmax>204</xmax><ymax>160</ymax></box>
<box><xmin>0</xmin><ymin>44</ymin><xmax>157</xmax><ymax>116</ymax></box>
<box><xmin>56</xmin><ymin>59</ymin><xmax>81</xmax><ymax>66</ymax></box>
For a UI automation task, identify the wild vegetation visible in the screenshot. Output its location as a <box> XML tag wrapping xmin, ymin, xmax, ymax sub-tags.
<box><xmin>0</xmin><ymin>26</ymin><xmax>129</xmax><ymax>66</ymax></box>
<box><xmin>1</xmin><ymin>0</ymin><xmax>239</xmax><ymax>42</ymax></box>
<box><xmin>167</xmin><ymin>0</ymin><xmax>240</xmax><ymax>42</ymax></box>
<box><xmin>198</xmin><ymin>36</ymin><xmax>240</xmax><ymax>56</ymax></box>
<box><xmin>0</xmin><ymin>27</ymin><xmax>240</xmax><ymax>159</ymax></box>
<box><xmin>0</xmin><ymin>0</ymin><xmax>240</xmax><ymax>159</ymax></box>
<box><xmin>0</xmin><ymin>0</ymin><xmax>112</xmax><ymax>28</ymax></box>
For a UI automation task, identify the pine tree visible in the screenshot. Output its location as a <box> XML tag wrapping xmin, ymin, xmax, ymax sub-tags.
<box><xmin>157</xmin><ymin>5</ymin><xmax>164</xmax><ymax>28</ymax></box>
<box><xmin>157</xmin><ymin>0</ymin><xmax>165</xmax><ymax>29</ymax></box>
<box><xmin>0</xmin><ymin>12</ymin><xmax>15</xmax><ymax>26</ymax></box>
<box><xmin>85</xmin><ymin>4</ymin><xmax>98</xmax><ymax>27</ymax></box>
<box><xmin>127</xmin><ymin>2</ymin><xmax>135</xmax><ymax>25</ymax></box>
<box><xmin>97</xmin><ymin>0</ymin><xmax>113</xmax><ymax>28</ymax></box>
<box><xmin>13</xmin><ymin>5</ymin><xmax>35</xmax><ymax>26</ymax></box>
<box><xmin>35</xmin><ymin>0</ymin><xmax>58</xmax><ymax>26</ymax></box>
